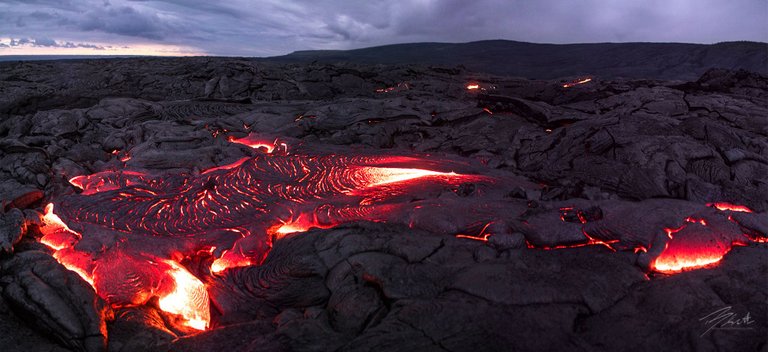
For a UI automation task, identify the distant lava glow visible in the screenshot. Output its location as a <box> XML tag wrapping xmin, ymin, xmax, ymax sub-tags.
<box><xmin>707</xmin><ymin>202</ymin><xmax>753</xmax><ymax>213</ymax></box>
<box><xmin>562</xmin><ymin>78</ymin><xmax>592</xmax><ymax>88</ymax></box>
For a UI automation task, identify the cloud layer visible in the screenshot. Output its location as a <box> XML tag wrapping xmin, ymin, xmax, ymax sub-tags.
<box><xmin>1</xmin><ymin>37</ymin><xmax>109</xmax><ymax>49</ymax></box>
<box><xmin>1</xmin><ymin>0</ymin><xmax>766</xmax><ymax>56</ymax></box>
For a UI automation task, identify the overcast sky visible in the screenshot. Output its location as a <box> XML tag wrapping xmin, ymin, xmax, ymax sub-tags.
<box><xmin>1</xmin><ymin>0</ymin><xmax>766</xmax><ymax>56</ymax></box>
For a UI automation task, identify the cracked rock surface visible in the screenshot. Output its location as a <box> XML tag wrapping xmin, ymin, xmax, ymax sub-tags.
<box><xmin>0</xmin><ymin>58</ymin><xmax>766</xmax><ymax>351</ymax></box>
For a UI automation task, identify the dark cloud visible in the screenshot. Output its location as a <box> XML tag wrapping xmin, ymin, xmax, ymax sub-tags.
<box><xmin>31</xmin><ymin>37</ymin><xmax>56</xmax><ymax>46</ymax></box>
<box><xmin>128</xmin><ymin>0</ymin><xmax>245</xmax><ymax>19</ymax></box>
<box><xmin>0</xmin><ymin>0</ymin><xmax>765</xmax><ymax>56</ymax></box>
<box><xmin>78</xmin><ymin>5</ymin><xmax>182</xmax><ymax>40</ymax></box>
<box><xmin>6</xmin><ymin>36</ymin><xmax>108</xmax><ymax>50</ymax></box>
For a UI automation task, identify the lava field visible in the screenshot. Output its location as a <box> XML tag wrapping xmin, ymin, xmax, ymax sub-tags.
<box><xmin>0</xmin><ymin>58</ymin><xmax>766</xmax><ymax>351</ymax></box>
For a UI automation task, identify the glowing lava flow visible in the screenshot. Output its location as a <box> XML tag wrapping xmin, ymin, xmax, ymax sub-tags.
<box><xmin>649</xmin><ymin>202</ymin><xmax>760</xmax><ymax>273</ymax></box>
<box><xmin>40</xmin><ymin>204</ymin><xmax>93</xmax><ymax>285</ymax></box>
<box><xmin>228</xmin><ymin>135</ymin><xmax>282</xmax><ymax>153</ymax></box>
<box><xmin>652</xmin><ymin>246</ymin><xmax>732</xmax><ymax>273</ymax></box>
<box><xmin>40</xmin><ymin>204</ymin><xmax>210</xmax><ymax>330</ymax></box>
<box><xmin>548</xmin><ymin>202</ymin><xmax>762</xmax><ymax>274</ymax></box>
<box><xmin>562</xmin><ymin>78</ymin><xmax>592</xmax><ymax>88</ymax></box>
<box><xmin>707</xmin><ymin>202</ymin><xmax>753</xmax><ymax>213</ymax></box>
<box><xmin>360</xmin><ymin>167</ymin><xmax>459</xmax><ymax>187</ymax></box>
<box><xmin>41</xmin><ymin>136</ymin><xmax>493</xmax><ymax>330</ymax></box>
<box><xmin>650</xmin><ymin>225</ymin><xmax>743</xmax><ymax>274</ymax></box>
<box><xmin>157</xmin><ymin>260</ymin><xmax>210</xmax><ymax>330</ymax></box>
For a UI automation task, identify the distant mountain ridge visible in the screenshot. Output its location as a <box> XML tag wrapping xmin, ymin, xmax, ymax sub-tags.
<box><xmin>267</xmin><ymin>40</ymin><xmax>768</xmax><ymax>80</ymax></box>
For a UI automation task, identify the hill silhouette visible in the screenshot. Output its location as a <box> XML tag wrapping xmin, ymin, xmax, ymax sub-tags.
<box><xmin>267</xmin><ymin>40</ymin><xmax>768</xmax><ymax>80</ymax></box>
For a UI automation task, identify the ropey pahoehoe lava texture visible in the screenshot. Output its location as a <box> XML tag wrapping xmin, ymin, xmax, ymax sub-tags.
<box><xmin>0</xmin><ymin>58</ymin><xmax>766</xmax><ymax>352</ymax></box>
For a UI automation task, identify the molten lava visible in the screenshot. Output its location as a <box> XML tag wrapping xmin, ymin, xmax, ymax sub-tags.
<box><xmin>157</xmin><ymin>260</ymin><xmax>210</xmax><ymax>330</ymax></box>
<box><xmin>651</xmin><ymin>224</ymin><xmax>745</xmax><ymax>274</ymax></box>
<box><xmin>562</xmin><ymin>78</ymin><xmax>592</xmax><ymax>88</ymax></box>
<box><xmin>40</xmin><ymin>204</ymin><xmax>211</xmax><ymax>330</ymax></box>
<box><xmin>707</xmin><ymin>202</ymin><xmax>753</xmax><ymax>213</ymax></box>
<box><xmin>228</xmin><ymin>135</ymin><xmax>279</xmax><ymax>153</ymax></box>
<box><xmin>550</xmin><ymin>201</ymin><xmax>761</xmax><ymax>274</ymax></box>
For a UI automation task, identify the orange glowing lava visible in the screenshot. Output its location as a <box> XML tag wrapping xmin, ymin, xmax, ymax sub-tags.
<box><xmin>40</xmin><ymin>204</ymin><xmax>81</xmax><ymax>251</ymax></box>
<box><xmin>210</xmin><ymin>250</ymin><xmax>251</xmax><ymax>274</ymax></box>
<box><xmin>157</xmin><ymin>260</ymin><xmax>210</xmax><ymax>330</ymax></box>
<box><xmin>466</xmin><ymin>84</ymin><xmax>480</xmax><ymax>90</ymax></box>
<box><xmin>652</xmin><ymin>252</ymin><xmax>728</xmax><ymax>273</ymax></box>
<box><xmin>40</xmin><ymin>203</ymin><xmax>211</xmax><ymax>330</ymax></box>
<box><xmin>651</xmin><ymin>224</ymin><xmax>745</xmax><ymax>274</ymax></box>
<box><xmin>359</xmin><ymin>167</ymin><xmax>460</xmax><ymax>188</ymax></box>
<box><xmin>562</xmin><ymin>78</ymin><xmax>592</xmax><ymax>88</ymax></box>
<box><xmin>455</xmin><ymin>222</ymin><xmax>493</xmax><ymax>242</ymax></box>
<box><xmin>228</xmin><ymin>135</ymin><xmax>278</xmax><ymax>153</ymax></box>
<box><xmin>40</xmin><ymin>204</ymin><xmax>94</xmax><ymax>285</ymax></box>
<box><xmin>707</xmin><ymin>202</ymin><xmax>753</xmax><ymax>213</ymax></box>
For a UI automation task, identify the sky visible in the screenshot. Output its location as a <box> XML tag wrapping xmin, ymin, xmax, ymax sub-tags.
<box><xmin>1</xmin><ymin>0</ymin><xmax>766</xmax><ymax>57</ymax></box>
